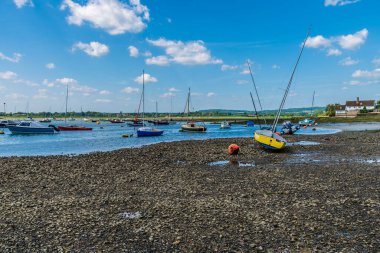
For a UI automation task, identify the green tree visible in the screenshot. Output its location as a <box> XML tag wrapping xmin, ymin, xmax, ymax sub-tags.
<box><xmin>325</xmin><ymin>104</ymin><xmax>337</xmax><ymax>117</ymax></box>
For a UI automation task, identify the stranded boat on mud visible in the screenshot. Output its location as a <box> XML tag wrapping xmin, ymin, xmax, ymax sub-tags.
<box><xmin>254</xmin><ymin>31</ymin><xmax>309</xmax><ymax>150</ymax></box>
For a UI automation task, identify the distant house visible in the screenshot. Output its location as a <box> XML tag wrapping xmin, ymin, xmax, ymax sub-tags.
<box><xmin>335</xmin><ymin>97</ymin><xmax>375</xmax><ymax>116</ymax></box>
<box><xmin>335</xmin><ymin>105</ymin><xmax>347</xmax><ymax>116</ymax></box>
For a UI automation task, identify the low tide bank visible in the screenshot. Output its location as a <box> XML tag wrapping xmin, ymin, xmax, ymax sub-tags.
<box><xmin>0</xmin><ymin>131</ymin><xmax>379</xmax><ymax>251</ymax></box>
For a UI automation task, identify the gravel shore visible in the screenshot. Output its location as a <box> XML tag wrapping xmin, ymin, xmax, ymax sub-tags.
<box><xmin>1</xmin><ymin>131</ymin><xmax>379</xmax><ymax>252</ymax></box>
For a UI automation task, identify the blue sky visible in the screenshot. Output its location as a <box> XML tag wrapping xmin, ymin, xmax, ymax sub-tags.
<box><xmin>0</xmin><ymin>0</ymin><xmax>379</xmax><ymax>113</ymax></box>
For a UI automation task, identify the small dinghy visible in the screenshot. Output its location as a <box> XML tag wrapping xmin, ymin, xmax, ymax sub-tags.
<box><xmin>57</xmin><ymin>125</ymin><xmax>92</xmax><ymax>131</ymax></box>
<box><xmin>281</xmin><ymin>121</ymin><xmax>300</xmax><ymax>135</ymax></box>
<box><xmin>181</xmin><ymin>122</ymin><xmax>207</xmax><ymax>132</ymax></box>
<box><xmin>220</xmin><ymin>121</ymin><xmax>231</xmax><ymax>129</ymax></box>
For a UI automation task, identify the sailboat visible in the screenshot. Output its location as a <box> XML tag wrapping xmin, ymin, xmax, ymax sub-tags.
<box><xmin>298</xmin><ymin>91</ymin><xmax>316</xmax><ymax>126</ymax></box>
<box><xmin>180</xmin><ymin>88</ymin><xmax>207</xmax><ymax>132</ymax></box>
<box><xmin>58</xmin><ymin>83</ymin><xmax>92</xmax><ymax>131</ymax></box>
<box><xmin>137</xmin><ymin>70</ymin><xmax>164</xmax><ymax>137</ymax></box>
<box><xmin>254</xmin><ymin>31</ymin><xmax>309</xmax><ymax>150</ymax></box>
<box><xmin>127</xmin><ymin>91</ymin><xmax>144</xmax><ymax>127</ymax></box>
<box><xmin>150</xmin><ymin>101</ymin><xmax>169</xmax><ymax>125</ymax></box>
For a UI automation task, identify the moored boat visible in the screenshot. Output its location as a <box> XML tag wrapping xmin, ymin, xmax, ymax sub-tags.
<box><xmin>298</xmin><ymin>118</ymin><xmax>315</xmax><ymax>126</ymax></box>
<box><xmin>39</xmin><ymin>118</ymin><xmax>51</xmax><ymax>123</ymax></box>
<box><xmin>110</xmin><ymin>119</ymin><xmax>125</xmax><ymax>123</ymax></box>
<box><xmin>8</xmin><ymin>121</ymin><xmax>56</xmax><ymax>134</ymax></box>
<box><xmin>281</xmin><ymin>121</ymin><xmax>300</xmax><ymax>135</ymax></box>
<box><xmin>127</xmin><ymin>120</ymin><xmax>144</xmax><ymax>127</ymax></box>
<box><xmin>57</xmin><ymin>125</ymin><xmax>92</xmax><ymax>131</ymax></box>
<box><xmin>220</xmin><ymin>121</ymin><xmax>231</xmax><ymax>129</ymax></box>
<box><xmin>136</xmin><ymin>70</ymin><xmax>164</xmax><ymax>137</ymax></box>
<box><xmin>181</xmin><ymin>122</ymin><xmax>207</xmax><ymax>132</ymax></box>
<box><xmin>254</xmin><ymin>30</ymin><xmax>309</xmax><ymax>151</ymax></box>
<box><xmin>137</xmin><ymin>127</ymin><xmax>164</xmax><ymax>137</ymax></box>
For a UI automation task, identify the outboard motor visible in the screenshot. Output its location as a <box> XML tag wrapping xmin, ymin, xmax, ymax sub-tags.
<box><xmin>48</xmin><ymin>124</ymin><xmax>60</xmax><ymax>132</ymax></box>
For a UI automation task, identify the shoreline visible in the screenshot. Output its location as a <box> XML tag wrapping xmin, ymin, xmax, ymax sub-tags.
<box><xmin>1</xmin><ymin>131</ymin><xmax>379</xmax><ymax>251</ymax></box>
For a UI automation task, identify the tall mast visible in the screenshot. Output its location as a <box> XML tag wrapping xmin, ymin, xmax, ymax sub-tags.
<box><xmin>250</xmin><ymin>92</ymin><xmax>262</xmax><ymax>129</ymax></box>
<box><xmin>169</xmin><ymin>95</ymin><xmax>172</xmax><ymax>120</ymax></box>
<box><xmin>311</xmin><ymin>90</ymin><xmax>315</xmax><ymax>116</ymax></box>
<box><xmin>187</xmin><ymin>87</ymin><xmax>190</xmax><ymax>118</ymax></box>
<box><xmin>247</xmin><ymin>61</ymin><xmax>266</xmax><ymax>125</ymax></box>
<box><xmin>271</xmin><ymin>30</ymin><xmax>310</xmax><ymax>133</ymax></box>
<box><xmin>65</xmin><ymin>83</ymin><xmax>68</xmax><ymax>123</ymax></box>
<box><xmin>155</xmin><ymin>101</ymin><xmax>158</xmax><ymax>120</ymax></box>
<box><xmin>142</xmin><ymin>70</ymin><xmax>145</xmax><ymax>123</ymax></box>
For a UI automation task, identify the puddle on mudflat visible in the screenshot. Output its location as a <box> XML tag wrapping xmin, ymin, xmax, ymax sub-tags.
<box><xmin>118</xmin><ymin>211</ymin><xmax>142</xmax><ymax>220</ymax></box>
<box><xmin>208</xmin><ymin>160</ymin><xmax>256</xmax><ymax>167</ymax></box>
<box><xmin>288</xmin><ymin>141</ymin><xmax>320</xmax><ymax>146</ymax></box>
<box><xmin>360</xmin><ymin>158</ymin><xmax>380</xmax><ymax>164</ymax></box>
<box><xmin>176</xmin><ymin>160</ymin><xmax>187</xmax><ymax>165</ymax></box>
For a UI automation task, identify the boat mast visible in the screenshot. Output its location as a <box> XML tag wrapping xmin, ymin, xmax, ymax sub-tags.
<box><xmin>188</xmin><ymin>88</ymin><xmax>190</xmax><ymax>117</ymax></box>
<box><xmin>65</xmin><ymin>83</ymin><xmax>68</xmax><ymax>124</ymax></box>
<box><xmin>156</xmin><ymin>101</ymin><xmax>158</xmax><ymax>120</ymax></box>
<box><xmin>169</xmin><ymin>95</ymin><xmax>172</xmax><ymax>121</ymax></box>
<box><xmin>142</xmin><ymin>70</ymin><xmax>145</xmax><ymax>124</ymax></box>
<box><xmin>311</xmin><ymin>90</ymin><xmax>315</xmax><ymax>116</ymax></box>
<box><xmin>247</xmin><ymin>61</ymin><xmax>266</xmax><ymax>125</ymax></box>
<box><xmin>271</xmin><ymin>30</ymin><xmax>310</xmax><ymax>133</ymax></box>
<box><xmin>250</xmin><ymin>92</ymin><xmax>262</xmax><ymax>129</ymax></box>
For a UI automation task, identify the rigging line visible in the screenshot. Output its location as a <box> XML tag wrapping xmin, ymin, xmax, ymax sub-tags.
<box><xmin>247</xmin><ymin>61</ymin><xmax>266</xmax><ymax>125</ymax></box>
<box><xmin>250</xmin><ymin>92</ymin><xmax>262</xmax><ymax>129</ymax></box>
<box><xmin>272</xmin><ymin>29</ymin><xmax>311</xmax><ymax>133</ymax></box>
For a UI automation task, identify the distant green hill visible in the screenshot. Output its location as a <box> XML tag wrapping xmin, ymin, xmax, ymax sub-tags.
<box><xmin>197</xmin><ymin>107</ymin><xmax>325</xmax><ymax>115</ymax></box>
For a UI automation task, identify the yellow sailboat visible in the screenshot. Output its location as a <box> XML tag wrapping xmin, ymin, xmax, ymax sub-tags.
<box><xmin>254</xmin><ymin>30</ymin><xmax>310</xmax><ymax>151</ymax></box>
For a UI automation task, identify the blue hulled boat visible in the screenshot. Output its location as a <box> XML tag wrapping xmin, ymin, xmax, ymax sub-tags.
<box><xmin>137</xmin><ymin>127</ymin><xmax>164</xmax><ymax>137</ymax></box>
<box><xmin>8</xmin><ymin>121</ymin><xmax>56</xmax><ymax>134</ymax></box>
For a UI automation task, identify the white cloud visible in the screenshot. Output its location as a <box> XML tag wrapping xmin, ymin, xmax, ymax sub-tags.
<box><xmin>327</xmin><ymin>48</ymin><xmax>342</xmax><ymax>56</ymax></box>
<box><xmin>13</xmin><ymin>0</ymin><xmax>33</xmax><ymax>8</ymax></box>
<box><xmin>60</xmin><ymin>0</ymin><xmax>149</xmax><ymax>35</ymax></box>
<box><xmin>128</xmin><ymin>46</ymin><xmax>139</xmax><ymax>57</ymax></box>
<box><xmin>145</xmin><ymin>55</ymin><xmax>170</xmax><ymax>66</ymax></box>
<box><xmin>167</xmin><ymin>18</ymin><xmax>172</xmax><ymax>23</ymax></box>
<box><xmin>13</xmin><ymin>79</ymin><xmax>39</xmax><ymax>87</ymax></box>
<box><xmin>168</xmin><ymin>87</ymin><xmax>179</xmax><ymax>92</ymax></box>
<box><xmin>55</xmin><ymin>77</ymin><xmax>97</xmax><ymax>94</ymax></box>
<box><xmin>339</xmin><ymin>57</ymin><xmax>359</xmax><ymax>66</ymax></box>
<box><xmin>352</xmin><ymin>68</ymin><xmax>380</xmax><ymax>79</ymax></box>
<box><xmin>0</xmin><ymin>71</ymin><xmax>17</xmax><ymax>80</ymax></box>
<box><xmin>240</xmin><ymin>69</ymin><xmax>250</xmax><ymax>75</ymax></box>
<box><xmin>0</xmin><ymin>52</ymin><xmax>22</xmax><ymax>63</ymax></box>
<box><xmin>305</xmin><ymin>35</ymin><xmax>331</xmax><ymax>48</ymax></box>
<box><xmin>43</xmin><ymin>79</ymin><xmax>55</xmax><ymax>87</ymax></box>
<box><xmin>289</xmin><ymin>92</ymin><xmax>298</xmax><ymax>97</ymax></box>
<box><xmin>46</xmin><ymin>63</ymin><xmax>55</xmax><ymax>69</ymax></box>
<box><xmin>95</xmin><ymin>98</ymin><xmax>111</xmax><ymax>103</ymax></box>
<box><xmin>99</xmin><ymin>90</ymin><xmax>111</xmax><ymax>95</ymax></box>
<box><xmin>146</xmin><ymin>38</ymin><xmax>222</xmax><ymax>65</ymax></box>
<box><xmin>0</xmin><ymin>86</ymin><xmax>6</xmax><ymax>92</ymax></box>
<box><xmin>191</xmin><ymin>92</ymin><xmax>202</xmax><ymax>96</ymax></box>
<box><xmin>348</xmin><ymin>80</ymin><xmax>380</xmax><ymax>86</ymax></box>
<box><xmin>372</xmin><ymin>58</ymin><xmax>380</xmax><ymax>66</ymax></box>
<box><xmin>160</xmin><ymin>92</ymin><xmax>175</xmax><ymax>98</ymax></box>
<box><xmin>134</xmin><ymin>73</ymin><xmax>158</xmax><ymax>84</ymax></box>
<box><xmin>324</xmin><ymin>0</ymin><xmax>360</xmax><ymax>6</ymax></box>
<box><xmin>272</xmin><ymin>64</ymin><xmax>280</xmax><ymax>69</ymax></box>
<box><xmin>221</xmin><ymin>64</ymin><xmax>238</xmax><ymax>71</ymax></box>
<box><xmin>338</xmin><ymin>29</ymin><xmax>368</xmax><ymax>50</ymax></box>
<box><xmin>122</xmin><ymin>86</ymin><xmax>139</xmax><ymax>94</ymax></box>
<box><xmin>207</xmin><ymin>92</ymin><xmax>216</xmax><ymax>97</ymax></box>
<box><xmin>33</xmin><ymin>89</ymin><xmax>48</xmax><ymax>99</ymax></box>
<box><xmin>73</xmin><ymin>41</ymin><xmax>109</xmax><ymax>57</ymax></box>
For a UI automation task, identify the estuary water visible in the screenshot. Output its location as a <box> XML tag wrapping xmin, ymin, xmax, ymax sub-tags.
<box><xmin>0</xmin><ymin>120</ymin><xmax>376</xmax><ymax>157</ymax></box>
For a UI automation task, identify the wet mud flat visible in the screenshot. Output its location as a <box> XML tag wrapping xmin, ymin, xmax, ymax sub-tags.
<box><xmin>0</xmin><ymin>131</ymin><xmax>379</xmax><ymax>252</ymax></box>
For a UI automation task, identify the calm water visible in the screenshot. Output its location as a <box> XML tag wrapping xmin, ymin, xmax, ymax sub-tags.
<box><xmin>0</xmin><ymin>121</ymin><xmax>373</xmax><ymax>156</ymax></box>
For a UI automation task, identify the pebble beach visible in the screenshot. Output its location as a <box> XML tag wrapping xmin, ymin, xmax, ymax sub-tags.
<box><xmin>1</xmin><ymin>131</ymin><xmax>379</xmax><ymax>252</ymax></box>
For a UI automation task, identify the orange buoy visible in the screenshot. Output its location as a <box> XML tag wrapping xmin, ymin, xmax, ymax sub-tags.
<box><xmin>275</xmin><ymin>132</ymin><xmax>281</xmax><ymax>136</ymax></box>
<box><xmin>303</xmin><ymin>126</ymin><xmax>307</xmax><ymax>129</ymax></box>
<box><xmin>228</xmin><ymin>144</ymin><xmax>240</xmax><ymax>155</ymax></box>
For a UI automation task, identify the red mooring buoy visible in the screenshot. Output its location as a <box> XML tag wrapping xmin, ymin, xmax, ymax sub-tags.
<box><xmin>228</xmin><ymin>144</ymin><xmax>240</xmax><ymax>155</ymax></box>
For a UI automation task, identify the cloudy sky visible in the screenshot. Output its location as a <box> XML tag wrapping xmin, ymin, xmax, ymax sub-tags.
<box><xmin>0</xmin><ymin>0</ymin><xmax>379</xmax><ymax>113</ymax></box>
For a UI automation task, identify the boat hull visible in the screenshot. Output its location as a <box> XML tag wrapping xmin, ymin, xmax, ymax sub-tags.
<box><xmin>137</xmin><ymin>129</ymin><xmax>164</xmax><ymax>137</ymax></box>
<box><xmin>181</xmin><ymin>124</ymin><xmax>207</xmax><ymax>132</ymax></box>
<box><xmin>8</xmin><ymin>126</ymin><xmax>55</xmax><ymax>134</ymax></box>
<box><xmin>58</xmin><ymin>126</ymin><xmax>93</xmax><ymax>131</ymax></box>
<box><xmin>254</xmin><ymin>130</ymin><xmax>286</xmax><ymax>150</ymax></box>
